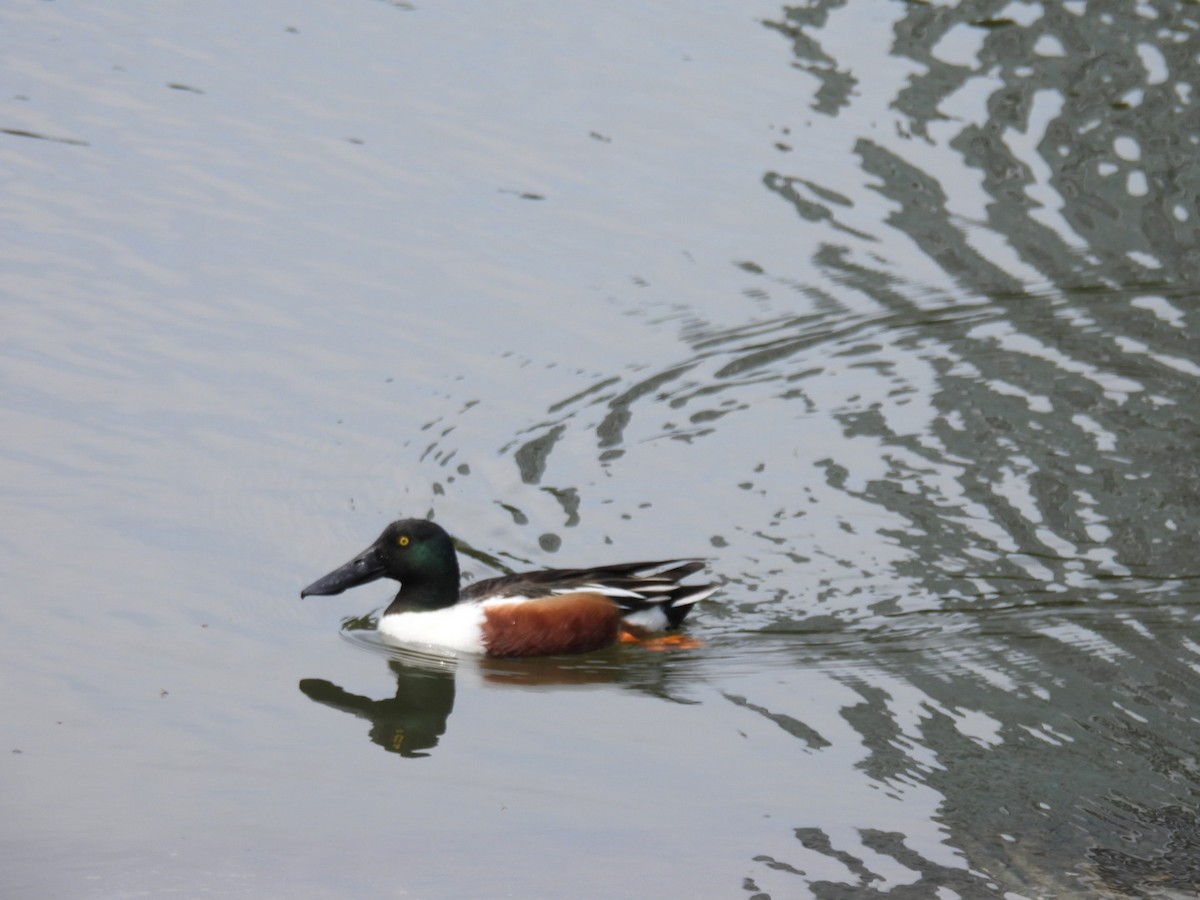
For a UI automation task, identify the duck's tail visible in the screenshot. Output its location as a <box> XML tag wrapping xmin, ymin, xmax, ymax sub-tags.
<box><xmin>574</xmin><ymin>559</ymin><xmax>719</xmax><ymax>631</ymax></box>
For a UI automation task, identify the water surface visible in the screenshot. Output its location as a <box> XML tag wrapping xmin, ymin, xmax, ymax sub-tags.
<box><xmin>2</xmin><ymin>0</ymin><xmax>1198</xmax><ymax>897</ymax></box>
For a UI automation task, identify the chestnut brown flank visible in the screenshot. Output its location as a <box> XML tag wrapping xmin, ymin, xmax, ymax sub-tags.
<box><xmin>481</xmin><ymin>592</ymin><xmax>623</xmax><ymax>657</ymax></box>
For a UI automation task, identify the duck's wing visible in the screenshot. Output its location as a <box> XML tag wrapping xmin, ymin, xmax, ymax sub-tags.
<box><xmin>461</xmin><ymin>559</ymin><xmax>718</xmax><ymax>628</ymax></box>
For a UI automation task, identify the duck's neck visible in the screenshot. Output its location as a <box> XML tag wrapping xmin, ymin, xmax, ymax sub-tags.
<box><xmin>384</xmin><ymin>560</ymin><xmax>461</xmax><ymax>614</ymax></box>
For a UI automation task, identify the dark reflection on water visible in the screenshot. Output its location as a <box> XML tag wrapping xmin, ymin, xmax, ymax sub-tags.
<box><xmin>748</xmin><ymin>4</ymin><xmax>1200</xmax><ymax>894</ymax></box>
<box><xmin>407</xmin><ymin>2</ymin><xmax>1200</xmax><ymax>896</ymax></box>
<box><xmin>304</xmin><ymin>629</ymin><xmax>713</xmax><ymax>758</ymax></box>
<box><xmin>751</xmin><ymin>827</ymin><xmax>1005</xmax><ymax>899</ymax></box>
<box><xmin>300</xmin><ymin>658</ymin><xmax>456</xmax><ymax>759</ymax></box>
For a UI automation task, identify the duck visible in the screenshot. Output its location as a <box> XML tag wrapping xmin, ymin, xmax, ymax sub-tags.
<box><xmin>301</xmin><ymin>518</ymin><xmax>718</xmax><ymax>657</ymax></box>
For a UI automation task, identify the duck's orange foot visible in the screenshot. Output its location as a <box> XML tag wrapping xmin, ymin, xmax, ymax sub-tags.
<box><xmin>620</xmin><ymin>630</ymin><xmax>704</xmax><ymax>651</ymax></box>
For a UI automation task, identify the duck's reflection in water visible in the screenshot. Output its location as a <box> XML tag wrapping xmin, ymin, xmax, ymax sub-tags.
<box><xmin>300</xmin><ymin>633</ymin><xmax>703</xmax><ymax>758</ymax></box>
<box><xmin>299</xmin><ymin>649</ymin><xmax>458</xmax><ymax>758</ymax></box>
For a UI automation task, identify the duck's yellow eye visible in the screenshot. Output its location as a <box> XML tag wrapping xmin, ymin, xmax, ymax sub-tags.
<box><xmin>398</xmin><ymin>535</ymin><xmax>410</xmax><ymax>547</ymax></box>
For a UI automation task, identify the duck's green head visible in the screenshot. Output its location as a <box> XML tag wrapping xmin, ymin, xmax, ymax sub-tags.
<box><xmin>300</xmin><ymin>518</ymin><xmax>460</xmax><ymax>600</ymax></box>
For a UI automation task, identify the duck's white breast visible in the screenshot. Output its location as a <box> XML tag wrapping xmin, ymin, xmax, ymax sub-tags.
<box><xmin>377</xmin><ymin>603</ymin><xmax>487</xmax><ymax>653</ymax></box>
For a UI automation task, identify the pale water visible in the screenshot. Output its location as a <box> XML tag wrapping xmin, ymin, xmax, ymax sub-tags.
<box><xmin>3</xmin><ymin>1</ymin><xmax>1199</xmax><ymax>897</ymax></box>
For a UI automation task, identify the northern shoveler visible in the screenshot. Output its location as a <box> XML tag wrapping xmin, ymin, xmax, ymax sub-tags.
<box><xmin>301</xmin><ymin>518</ymin><xmax>718</xmax><ymax>657</ymax></box>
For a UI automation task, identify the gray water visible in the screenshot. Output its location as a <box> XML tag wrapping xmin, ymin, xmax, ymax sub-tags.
<box><xmin>3</xmin><ymin>1</ymin><xmax>1199</xmax><ymax>897</ymax></box>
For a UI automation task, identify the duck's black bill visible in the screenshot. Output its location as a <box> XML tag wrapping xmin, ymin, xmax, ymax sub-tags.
<box><xmin>301</xmin><ymin>547</ymin><xmax>386</xmax><ymax>597</ymax></box>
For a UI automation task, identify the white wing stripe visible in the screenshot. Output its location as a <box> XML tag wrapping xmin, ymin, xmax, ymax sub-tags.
<box><xmin>551</xmin><ymin>584</ymin><xmax>646</xmax><ymax>599</ymax></box>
